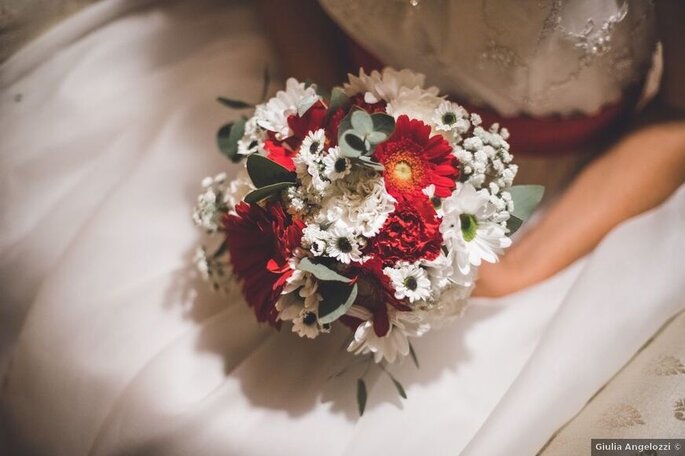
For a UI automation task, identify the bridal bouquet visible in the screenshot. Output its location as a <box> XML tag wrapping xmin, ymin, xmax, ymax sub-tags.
<box><xmin>194</xmin><ymin>68</ymin><xmax>541</xmax><ymax>409</ymax></box>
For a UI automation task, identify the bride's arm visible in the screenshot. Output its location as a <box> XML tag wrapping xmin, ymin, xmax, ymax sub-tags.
<box><xmin>474</xmin><ymin>1</ymin><xmax>685</xmax><ymax>298</ymax></box>
<box><xmin>474</xmin><ymin>122</ymin><xmax>685</xmax><ymax>297</ymax></box>
<box><xmin>255</xmin><ymin>0</ymin><xmax>348</xmax><ymax>89</ymax></box>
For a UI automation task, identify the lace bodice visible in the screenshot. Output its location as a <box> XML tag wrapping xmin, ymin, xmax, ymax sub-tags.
<box><xmin>319</xmin><ymin>0</ymin><xmax>657</xmax><ymax>117</ymax></box>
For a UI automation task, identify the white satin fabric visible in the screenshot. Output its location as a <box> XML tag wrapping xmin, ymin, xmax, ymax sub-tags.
<box><xmin>1</xmin><ymin>1</ymin><xmax>684</xmax><ymax>455</ymax></box>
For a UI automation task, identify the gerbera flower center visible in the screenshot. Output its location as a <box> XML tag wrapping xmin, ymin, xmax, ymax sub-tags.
<box><xmin>460</xmin><ymin>213</ymin><xmax>478</xmax><ymax>242</ymax></box>
<box><xmin>384</xmin><ymin>147</ymin><xmax>426</xmax><ymax>192</ymax></box>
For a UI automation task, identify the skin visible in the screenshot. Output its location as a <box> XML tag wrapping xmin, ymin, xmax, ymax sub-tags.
<box><xmin>257</xmin><ymin>0</ymin><xmax>685</xmax><ymax>297</ymax></box>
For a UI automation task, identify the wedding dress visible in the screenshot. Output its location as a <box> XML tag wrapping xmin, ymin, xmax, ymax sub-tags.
<box><xmin>1</xmin><ymin>1</ymin><xmax>683</xmax><ymax>455</ymax></box>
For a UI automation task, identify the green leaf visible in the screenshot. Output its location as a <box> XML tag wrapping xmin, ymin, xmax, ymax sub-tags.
<box><xmin>318</xmin><ymin>282</ymin><xmax>358</xmax><ymax>324</ymax></box>
<box><xmin>350</xmin><ymin>110</ymin><xmax>373</xmax><ymax>133</ymax></box>
<box><xmin>243</xmin><ymin>182</ymin><xmax>294</xmax><ymax>204</ymax></box>
<box><xmin>507</xmin><ymin>215</ymin><xmax>524</xmax><ymax>235</ymax></box>
<box><xmin>328</xmin><ymin>87</ymin><xmax>349</xmax><ymax>113</ymax></box>
<box><xmin>217</xmin><ymin>118</ymin><xmax>246</xmax><ymax>163</ymax></box>
<box><xmin>259</xmin><ymin>66</ymin><xmax>270</xmax><ymax>102</ymax></box>
<box><xmin>357</xmin><ymin>378</ymin><xmax>367</xmax><ymax>416</ymax></box>
<box><xmin>366</xmin><ymin>131</ymin><xmax>388</xmax><ymax>145</ymax></box>
<box><xmin>297</xmin><ymin>258</ymin><xmax>353</xmax><ymax>283</ymax></box>
<box><xmin>371</xmin><ymin>113</ymin><xmax>395</xmax><ymax>136</ymax></box>
<box><xmin>509</xmin><ymin>185</ymin><xmax>545</xmax><ymax>221</ymax></box>
<box><xmin>409</xmin><ymin>342</ymin><xmax>420</xmax><ymax>369</ymax></box>
<box><xmin>246</xmin><ymin>154</ymin><xmax>296</xmax><ymax>188</ymax></box>
<box><xmin>390</xmin><ymin>376</ymin><xmax>407</xmax><ymax>399</ymax></box>
<box><xmin>297</xmin><ymin>93</ymin><xmax>320</xmax><ymax>116</ymax></box>
<box><xmin>217</xmin><ymin>97</ymin><xmax>253</xmax><ymax>109</ymax></box>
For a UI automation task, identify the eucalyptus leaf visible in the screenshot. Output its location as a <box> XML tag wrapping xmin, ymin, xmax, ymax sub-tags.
<box><xmin>328</xmin><ymin>87</ymin><xmax>349</xmax><ymax>113</ymax></box>
<box><xmin>217</xmin><ymin>118</ymin><xmax>246</xmax><ymax>163</ymax></box>
<box><xmin>357</xmin><ymin>379</ymin><xmax>367</xmax><ymax>416</ymax></box>
<box><xmin>297</xmin><ymin>93</ymin><xmax>320</xmax><ymax>116</ymax></box>
<box><xmin>366</xmin><ymin>131</ymin><xmax>387</xmax><ymax>144</ymax></box>
<box><xmin>350</xmin><ymin>110</ymin><xmax>373</xmax><ymax>133</ymax></box>
<box><xmin>409</xmin><ymin>342</ymin><xmax>420</xmax><ymax>369</ymax></box>
<box><xmin>509</xmin><ymin>185</ymin><xmax>545</xmax><ymax>221</ymax></box>
<box><xmin>390</xmin><ymin>376</ymin><xmax>407</xmax><ymax>399</ymax></box>
<box><xmin>507</xmin><ymin>215</ymin><xmax>524</xmax><ymax>235</ymax></box>
<box><xmin>243</xmin><ymin>182</ymin><xmax>294</xmax><ymax>204</ymax></box>
<box><xmin>354</xmin><ymin>156</ymin><xmax>384</xmax><ymax>171</ymax></box>
<box><xmin>371</xmin><ymin>113</ymin><xmax>395</xmax><ymax>136</ymax></box>
<box><xmin>216</xmin><ymin>97</ymin><xmax>253</xmax><ymax>109</ymax></box>
<box><xmin>297</xmin><ymin>258</ymin><xmax>353</xmax><ymax>283</ymax></box>
<box><xmin>246</xmin><ymin>154</ymin><xmax>296</xmax><ymax>188</ymax></box>
<box><xmin>344</xmin><ymin>133</ymin><xmax>367</xmax><ymax>153</ymax></box>
<box><xmin>318</xmin><ymin>282</ymin><xmax>358</xmax><ymax>324</ymax></box>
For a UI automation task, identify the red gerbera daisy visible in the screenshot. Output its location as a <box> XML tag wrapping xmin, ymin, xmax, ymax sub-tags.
<box><xmin>373</xmin><ymin>115</ymin><xmax>458</xmax><ymax>200</ymax></box>
<box><xmin>224</xmin><ymin>202</ymin><xmax>304</xmax><ymax>326</ymax></box>
<box><xmin>340</xmin><ymin>258</ymin><xmax>410</xmax><ymax>337</ymax></box>
<box><xmin>366</xmin><ymin>196</ymin><xmax>443</xmax><ymax>266</ymax></box>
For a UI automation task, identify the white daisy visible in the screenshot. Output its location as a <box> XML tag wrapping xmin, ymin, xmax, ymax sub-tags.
<box><xmin>432</xmin><ymin>100</ymin><xmax>471</xmax><ymax>135</ymax></box>
<box><xmin>383</xmin><ymin>263</ymin><xmax>432</xmax><ymax>303</ymax></box>
<box><xmin>325</xmin><ymin>224</ymin><xmax>363</xmax><ymax>264</ymax></box>
<box><xmin>292</xmin><ymin>310</ymin><xmax>321</xmax><ymax>339</ymax></box>
<box><xmin>322</xmin><ymin>146</ymin><xmax>352</xmax><ymax>181</ymax></box>
<box><xmin>254</xmin><ymin>78</ymin><xmax>318</xmax><ymax>140</ymax></box>
<box><xmin>346</xmin><ymin>305</ymin><xmax>429</xmax><ymax>363</ymax></box>
<box><xmin>441</xmin><ymin>184</ymin><xmax>512</xmax><ymax>274</ymax></box>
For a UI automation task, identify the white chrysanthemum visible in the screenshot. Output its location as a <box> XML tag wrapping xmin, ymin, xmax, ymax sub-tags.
<box><xmin>322</xmin><ymin>146</ymin><xmax>351</xmax><ymax>181</ymax></box>
<box><xmin>433</xmin><ymin>100</ymin><xmax>471</xmax><ymax>135</ymax></box>
<box><xmin>344</xmin><ymin>68</ymin><xmax>438</xmax><ymax>104</ymax></box>
<box><xmin>386</xmin><ymin>86</ymin><xmax>443</xmax><ymax>125</ymax></box>
<box><xmin>301</xmin><ymin>128</ymin><xmax>326</xmax><ymax>155</ymax></box>
<box><xmin>301</xmin><ymin>224</ymin><xmax>328</xmax><ymax>257</ymax></box>
<box><xmin>193</xmin><ymin>172</ymin><xmax>231</xmax><ymax>232</ymax></box>
<box><xmin>224</xmin><ymin>168</ymin><xmax>255</xmax><ymax>212</ymax></box>
<box><xmin>384</xmin><ymin>263</ymin><xmax>432</xmax><ymax>303</ymax></box>
<box><xmin>237</xmin><ymin>117</ymin><xmax>265</xmax><ymax>156</ymax></box>
<box><xmin>346</xmin><ymin>305</ymin><xmax>429</xmax><ymax>363</ymax></box>
<box><xmin>193</xmin><ymin>246</ymin><xmax>234</xmax><ymax>293</ymax></box>
<box><xmin>325</xmin><ymin>224</ymin><xmax>363</xmax><ymax>264</ymax></box>
<box><xmin>254</xmin><ymin>78</ymin><xmax>318</xmax><ymax>140</ymax></box>
<box><xmin>441</xmin><ymin>184</ymin><xmax>512</xmax><ymax>274</ymax></box>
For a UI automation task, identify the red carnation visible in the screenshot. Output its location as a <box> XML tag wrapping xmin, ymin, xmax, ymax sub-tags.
<box><xmin>366</xmin><ymin>196</ymin><xmax>443</xmax><ymax>266</ymax></box>
<box><xmin>340</xmin><ymin>258</ymin><xmax>410</xmax><ymax>337</ymax></box>
<box><xmin>224</xmin><ymin>202</ymin><xmax>304</xmax><ymax>326</ymax></box>
<box><xmin>373</xmin><ymin>115</ymin><xmax>458</xmax><ymax>200</ymax></box>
